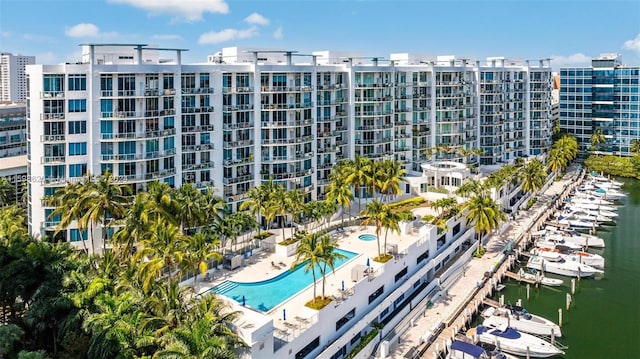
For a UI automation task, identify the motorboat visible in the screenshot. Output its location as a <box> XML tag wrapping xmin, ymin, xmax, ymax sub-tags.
<box><xmin>587</xmin><ymin>173</ymin><xmax>624</xmax><ymax>188</ymax></box>
<box><xmin>481</xmin><ymin>305</ymin><xmax>562</xmax><ymax>337</ymax></box>
<box><xmin>566</xmin><ymin>196</ymin><xmax>618</xmax><ymax>212</ymax></box>
<box><xmin>562</xmin><ymin>208</ymin><xmax>614</xmax><ymax>223</ymax></box>
<box><xmin>556</xmin><ymin>214</ymin><xmax>598</xmax><ymax>229</ymax></box>
<box><xmin>564</xmin><ymin>204</ymin><xmax>618</xmax><ymax>218</ymax></box>
<box><xmin>527</xmin><ymin>255</ymin><xmax>603</xmax><ymax>278</ymax></box>
<box><xmin>531</xmin><ymin>246</ymin><xmax>605</xmax><ymax>269</ymax></box>
<box><xmin>516</xmin><ymin>268</ymin><xmax>564</xmax><ymax>287</ymax></box>
<box><xmin>543</xmin><ymin>226</ymin><xmax>606</xmax><ymax>248</ymax></box>
<box><xmin>474</xmin><ymin>325</ymin><xmax>564</xmax><ymax>358</ymax></box>
<box><xmin>591</xmin><ymin>188</ymin><xmax>626</xmax><ymax>200</ymax></box>
<box><xmin>447</xmin><ymin>339</ymin><xmax>519</xmax><ymax>359</ymax></box>
<box><xmin>535</xmin><ymin>237</ymin><xmax>583</xmax><ymax>251</ymax></box>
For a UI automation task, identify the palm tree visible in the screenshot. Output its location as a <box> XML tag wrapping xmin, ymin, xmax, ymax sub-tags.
<box><xmin>0</xmin><ymin>177</ymin><xmax>15</xmax><ymax>206</ymax></box>
<box><xmin>202</xmin><ymin>186</ymin><xmax>227</xmax><ymax>229</ymax></box>
<box><xmin>455</xmin><ymin>179</ymin><xmax>485</xmax><ymax>199</ymax></box>
<box><xmin>360</xmin><ymin>199</ymin><xmax>387</xmax><ymax>259</ymax></box>
<box><xmin>316</xmin><ymin>234</ymin><xmax>347</xmax><ymax>299</ymax></box>
<box><xmin>185</xmin><ymin>232</ymin><xmax>222</xmax><ymax>289</ymax></box>
<box><xmin>135</xmin><ymin>220</ymin><xmax>188</xmax><ymax>293</ymax></box>
<box><xmin>112</xmin><ymin>193</ymin><xmax>150</xmax><ymax>259</ymax></box>
<box><xmin>630</xmin><ymin>139</ymin><xmax>640</xmax><ymax>155</ymax></box>
<box><xmin>590</xmin><ymin>129</ymin><xmax>606</xmax><ymax>154</ymax></box>
<box><xmin>175</xmin><ymin>183</ymin><xmax>205</xmax><ymax>233</ymax></box>
<box><xmin>286</xmin><ymin>189</ymin><xmax>306</xmax><ymax>235</ymax></box>
<box><xmin>546</xmin><ymin>147</ymin><xmax>567</xmax><ymax>173</ymax></box>
<box><xmin>143</xmin><ymin>181</ymin><xmax>178</xmax><ymax>225</ymax></box>
<box><xmin>325</xmin><ymin>166</ymin><xmax>354</xmax><ymax>228</ymax></box>
<box><xmin>272</xmin><ymin>184</ymin><xmax>290</xmax><ymax>241</ymax></box>
<box><xmin>240</xmin><ymin>182</ymin><xmax>272</xmax><ymax>237</ymax></box>
<box><xmin>77</xmin><ymin>171</ymin><xmax>132</xmax><ymax>253</ymax></box>
<box><xmin>365</xmin><ymin>160</ymin><xmax>385</xmax><ymax>200</ymax></box>
<box><xmin>556</xmin><ymin>135</ymin><xmax>579</xmax><ymax>162</ymax></box>
<box><xmin>380</xmin><ymin>206</ymin><xmax>402</xmax><ymax>257</ymax></box>
<box><xmin>291</xmin><ymin>232</ymin><xmax>323</xmax><ymax>302</ymax></box>
<box><xmin>463</xmin><ymin>192</ymin><xmax>506</xmax><ymax>254</ymax></box>
<box><xmin>519</xmin><ymin>158</ymin><xmax>547</xmax><ymax>195</ymax></box>
<box><xmin>48</xmin><ymin>179</ymin><xmax>90</xmax><ymax>252</ymax></box>
<box><xmin>345</xmin><ymin>155</ymin><xmax>371</xmax><ymax>214</ymax></box>
<box><xmin>379</xmin><ymin>159</ymin><xmax>407</xmax><ymax>203</ymax></box>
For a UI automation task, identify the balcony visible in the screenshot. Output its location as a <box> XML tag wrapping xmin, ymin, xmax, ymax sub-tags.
<box><xmin>182</xmin><ymin>87</ymin><xmax>215</xmax><ymax>94</ymax></box>
<box><xmin>41</xmin><ymin>91</ymin><xmax>65</xmax><ymax>99</ymax></box>
<box><xmin>261</xmin><ymin>102</ymin><xmax>314</xmax><ymax>110</ymax></box>
<box><xmin>261</xmin><ymin>119</ymin><xmax>313</xmax><ymax>128</ymax></box>
<box><xmin>40</xmin><ymin>135</ymin><xmax>65</xmax><ymax>142</ymax></box>
<box><xmin>182</xmin><ymin>161</ymin><xmax>215</xmax><ymax>171</ymax></box>
<box><xmin>182</xmin><ymin>143</ymin><xmax>215</xmax><ymax>152</ymax></box>
<box><xmin>222</xmin><ymin>104</ymin><xmax>254</xmax><ymax>112</ymax></box>
<box><xmin>183</xmin><ymin>106</ymin><xmax>215</xmax><ymax>114</ymax></box>
<box><xmin>222</xmin><ymin>140</ymin><xmax>254</xmax><ymax>149</ymax></box>
<box><xmin>260</xmin><ymin>85</ymin><xmax>313</xmax><ymax>92</ymax></box>
<box><xmin>223</xmin><ymin>173</ymin><xmax>254</xmax><ymax>185</ymax></box>
<box><xmin>40</xmin><ymin>113</ymin><xmax>65</xmax><ymax>120</ymax></box>
<box><xmin>41</xmin><ymin>155</ymin><xmax>66</xmax><ymax>164</ymax></box>
<box><xmin>222</xmin><ymin>122</ymin><xmax>253</xmax><ymax>130</ymax></box>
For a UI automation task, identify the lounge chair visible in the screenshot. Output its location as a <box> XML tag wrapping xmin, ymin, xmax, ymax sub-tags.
<box><xmin>279</xmin><ymin>262</ymin><xmax>287</xmax><ymax>268</ymax></box>
<box><xmin>271</xmin><ymin>261</ymin><xmax>280</xmax><ymax>269</ymax></box>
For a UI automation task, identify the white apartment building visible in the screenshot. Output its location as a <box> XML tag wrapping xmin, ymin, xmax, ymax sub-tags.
<box><xmin>1</xmin><ymin>53</ymin><xmax>36</xmax><ymax>102</ymax></box>
<box><xmin>0</xmin><ymin>102</ymin><xmax>28</xmax><ymax>204</ymax></box>
<box><xmin>26</xmin><ymin>44</ymin><xmax>552</xmax><ymax>250</ymax></box>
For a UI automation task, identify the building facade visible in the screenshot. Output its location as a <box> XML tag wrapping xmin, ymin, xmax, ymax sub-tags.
<box><xmin>26</xmin><ymin>44</ymin><xmax>552</xmax><ymax>250</ymax></box>
<box><xmin>1</xmin><ymin>53</ymin><xmax>36</xmax><ymax>102</ymax></box>
<box><xmin>0</xmin><ymin>102</ymin><xmax>27</xmax><ymax>205</ymax></box>
<box><xmin>559</xmin><ymin>54</ymin><xmax>640</xmax><ymax>154</ymax></box>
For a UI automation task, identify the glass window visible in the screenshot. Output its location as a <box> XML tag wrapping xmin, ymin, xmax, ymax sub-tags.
<box><xmin>68</xmin><ymin>99</ymin><xmax>87</xmax><ymax>112</ymax></box>
<box><xmin>68</xmin><ymin>74</ymin><xmax>87</xmax><ymax>91</ymax></box>
<box><xmin>68</xmin><ymin>121</ymin><xmax>86</xmax><ymax>134</ymax></box>
<box><xmin>69</xmin><ymin>229</ymin><xmax>87</xmax><ymax>242</ymax></box>
<box><xmin>68</xmin><ymin>142</ymin><xmax>87</xmax><ymax>156</ymax></box>
<box><xmin>69</xmin><ymin>163</ymin><xmax>87</xmax><ymax>177</ymax></box>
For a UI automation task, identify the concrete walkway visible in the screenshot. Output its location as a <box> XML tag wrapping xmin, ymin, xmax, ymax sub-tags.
<box><xmin>384</xmin><ymin>166</ymin><xmax>584</xmax><ymax>359</ymax></box>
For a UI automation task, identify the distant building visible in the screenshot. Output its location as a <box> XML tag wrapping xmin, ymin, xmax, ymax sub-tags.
<box><xmin>0</xmin><ymin>102</ymin><xmax>27</xmax><ymax>204</ymax></box>
<box><xmin>560</xmin><ymin>53</ymin><xmax>640</xmax><ymax>155</ymax></box>
<box><xmin>0</xmin><ymin>53</ymin><xmax>36</xmax><ymax>102</ymax></box>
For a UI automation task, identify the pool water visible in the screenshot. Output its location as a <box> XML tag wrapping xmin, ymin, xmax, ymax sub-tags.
<box><xmin>359</xmin><ymin>234</ymin><xmax>377</xmax><ymax>241</ymax></box>
<box><xmin>213</xmin><ymin>248</ymin><xmax>358</xmax><ymax>312</ymax></box>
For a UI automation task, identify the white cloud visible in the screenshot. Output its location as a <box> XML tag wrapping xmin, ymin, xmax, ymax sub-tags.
<box><xmin>623</xmin><ymin>33</ymin><xmax>640</xmax><ymax>52</ymax></box>
<box><xmin>198</xmin><ymin>27</ymin><xmax>259</xmax><ymax>45</ymax></box>
<box><xmin>1</xmin><ymin>31</ymin><xmax>11</xmax><ymax>38</ymax></box>
<box><xmin>244</xmin><ymin>12</ymin><xmax>269</xmax><ymax>26</ymax></box>
<box><xmin>151</xmin><ymin>34</ymin><xmax>183</xmax><ymax>41</ymax></box>
<box><xmin>273</xmin><ymin>26</ymin><xmax>283</xmax><ymax>40</ymax></box>
<box><xmin>65</xmin><ymin>23</ymin><xmax>100</xmax><ymax>38</ymax></box>
<box><xmin>550</xmin><ymin>53</ymin><xmax>592</xmax><ymax>69</ymax></box>
<box><xmin>108</xmin><ymin>0</ymin><xmax>229</xmax><ymax>22</ymax></box>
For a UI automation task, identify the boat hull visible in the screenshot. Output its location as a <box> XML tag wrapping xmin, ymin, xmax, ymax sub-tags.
<box><xmin>476</xmin><ymin>326</ymin><xmax>564</xmax><ymax>358</ymax></box>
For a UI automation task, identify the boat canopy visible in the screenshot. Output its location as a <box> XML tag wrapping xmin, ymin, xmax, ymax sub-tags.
<box><xmin>451</xmin><ymin>340</ymin><xmax>485</xmax><ymax>358</ymax></box>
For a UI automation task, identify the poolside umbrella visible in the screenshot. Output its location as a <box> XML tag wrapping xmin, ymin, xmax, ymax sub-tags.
<box><xmin>242</xmin><ymin>295</ymin><xmax>246</xmax><ymax>306</ymax></box>
<box><xmin>250</xmin><ymin>248</ymin><xmax>253</xmax><ymax>257</ymax></box>
<box><xmin>366</xmin><ymin>258</ymin><xmax>370</xmax><ymax>267</ymax></box>
<box><xmin>283</xmin><ymin>309</ymin><xmax>287</xmax><ymax>321</ymax></box>
<box><xmin>341</xmin><ymin>280</ymin><xmax>345</xmax><ymax>291</ymax></box>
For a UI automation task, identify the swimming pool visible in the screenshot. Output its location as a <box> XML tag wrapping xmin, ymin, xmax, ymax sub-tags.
<box><xmin>212</xmin><ymin>248</ymin><xmax>358</xmax><ymax>312</ymax></box>
<box><xmin>359</xmin><ymin>234</ymin><xmax>377</xmax><ymax>241</ymax></box>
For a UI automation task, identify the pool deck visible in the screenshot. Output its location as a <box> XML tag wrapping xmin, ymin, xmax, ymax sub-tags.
<box><xmin>197</xmin><ymin>218</ymin><xmax>431</xmax><ymax>340</ymax></box>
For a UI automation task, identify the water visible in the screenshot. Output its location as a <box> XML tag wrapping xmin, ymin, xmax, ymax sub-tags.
<box><xmin>212</xmin><ymin>248</ymin><xmax>358</xmax><ymax>312</ymax></box>
<box><xmin>494</xmin><ymin>178</ymin><xmax>640</xmax><ymax>358</ymax></box>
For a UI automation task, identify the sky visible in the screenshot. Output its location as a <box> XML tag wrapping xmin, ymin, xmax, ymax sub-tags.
<box><xmin>1</xmin><ymin>0</ymin><xmax>639</xmax><ymax>70</ymax></box>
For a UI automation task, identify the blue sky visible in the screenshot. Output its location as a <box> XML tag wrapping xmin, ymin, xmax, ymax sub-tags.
<box><xmin>1</xmin><ymin>0</ymin><xmax>639</xmax><ymax>69</ymax></box>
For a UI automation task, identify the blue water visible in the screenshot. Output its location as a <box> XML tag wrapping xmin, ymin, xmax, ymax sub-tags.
<box><xmin>213</xmin><ymin>248</ymin><xmax>358</xmax><ymax>312</ymax></box>
<box><xmin>359</xmin><ymin>234</ymin><xmax>377</xmax><ymax>241</ymax></box>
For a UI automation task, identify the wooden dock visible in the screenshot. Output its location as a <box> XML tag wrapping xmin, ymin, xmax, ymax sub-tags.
<box><xmin>481</xmin><ymin>298</ymin><xmax>501</xmax><ymax>308</ymax></box>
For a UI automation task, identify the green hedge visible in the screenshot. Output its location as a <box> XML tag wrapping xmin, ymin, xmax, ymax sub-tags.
<box><xmin>584</xmin><ymin>155</ymin><xmax>640</xmax><ymax>179</ymax></box>
<box><xmin>345</xmin><ymin>328</ymin><xmax>379</xmax><ymax>359</ymax></box>
<box><xmin>389</xmin><ymin>197</ymin><xmax>426</xmax><ymax>209</ymax></box>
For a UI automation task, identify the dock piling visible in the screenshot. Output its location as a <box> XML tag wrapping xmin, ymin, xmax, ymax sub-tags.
<box><xmin>566</xmin><ymin>293</ymin><xmax>572</xmax><ymax>311</ymax></box>
<box><xmin>526</xmin><ymin>284</ymin><xmax>530</xmax><ymax>300</ymax></box>
<box><xmin>558</xmin><ymin>308</ymin><xmax>563</xmax><ymax>327</ymax></box>
<box><xmin>571</xmin><ymin>278</ymin><xmax>576</xmax><ymax>295</ymax></box>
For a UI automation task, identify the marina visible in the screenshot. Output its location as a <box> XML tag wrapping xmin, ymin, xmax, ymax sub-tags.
<box><xmin>397</xmin><ymin>170</ymin><xmax>639</xmax><ymax>359</ymax></box>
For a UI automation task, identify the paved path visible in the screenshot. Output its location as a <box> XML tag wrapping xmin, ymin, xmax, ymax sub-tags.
<box><xmin>384</xmin><ymin>166</ymin><xmax>585</xmax><ymax>359</ymax></box>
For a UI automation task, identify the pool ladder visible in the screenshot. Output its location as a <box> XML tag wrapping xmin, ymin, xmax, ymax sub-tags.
<box><xmin>214</xmin><ymin>281</ymin><xmax>239</xmax><ymax>294</ymax></box>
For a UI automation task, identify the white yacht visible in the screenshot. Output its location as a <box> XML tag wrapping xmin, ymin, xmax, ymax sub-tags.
<box><xmin>474</xmin><ymin>325</ymin><xmax>564</xmax><ymax>358</ymax></box>
<box><xmin>531</xmin><ymin>246</ymin><xmax>605</xmax><ymax>269</ymax></box>
<box><xmin>535</xmin><ymin>237</ymin><xmax>583</xmax><ymax>251</ymax></box>
<box><xmin>481</xmin><ymin>305</ymin><xmax>562</xmax><ymax>337</ymax></box>
<box><xmin>562</xmin><ymin>208</ymin><xmax>614</xmax><ymax>224</ymax></box>
<box><xmin>527</xmin><ymin>255</ymin><xmax>603</xmax><ymax>278</ymax></box>
<box><xmin>556</xmin><ymin>214</ymin><xmax>598</xmax><ymax>229</ymax></box>
<box><xmin>564</xmin><ymin>204</ymin><xmax>618</xmax><ymax>218</ymax></box>
<box><xmin>542</xmin><ymin>226</ymin><xmax>606</xmax><ymax>248</ymax></box>
<box><xmin>565</xmin><ymin>196</ymin><xmax>618</xmax><ymax>212</ymax></box>
<box><xmin>591</xmin><ymin>188</ymin><xmax>626</xmax><ymax>200</ymax></box>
